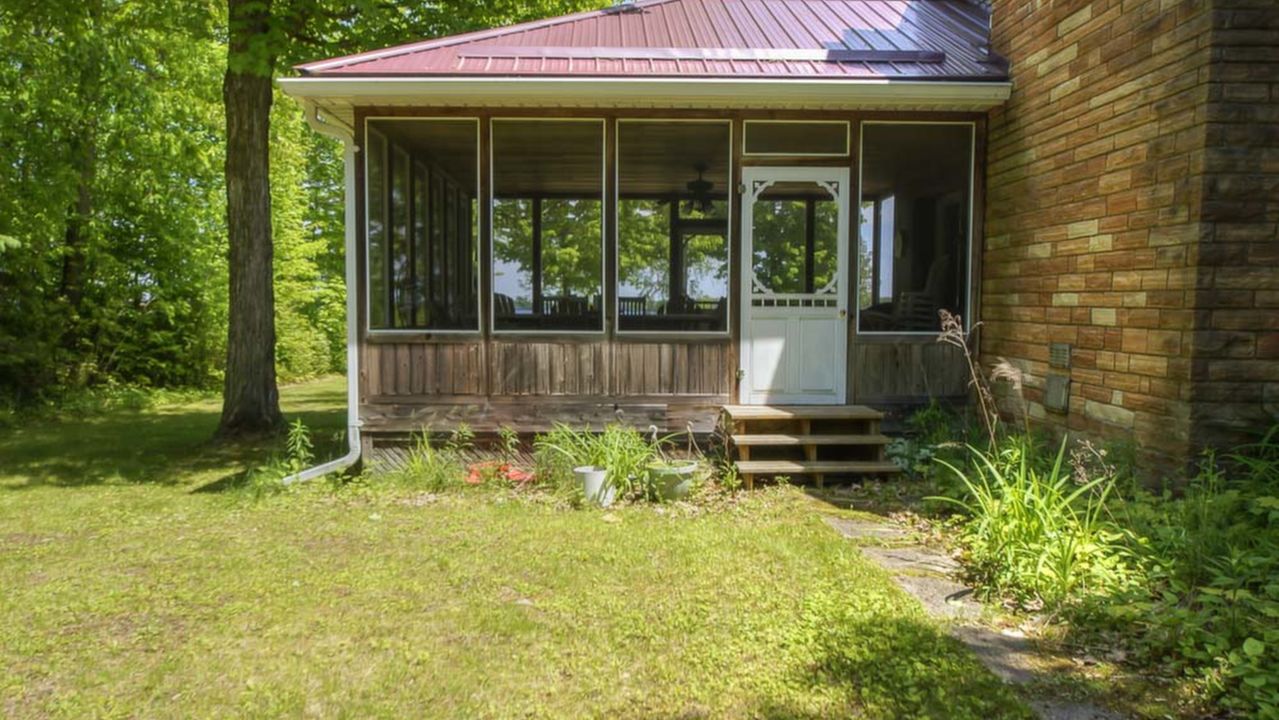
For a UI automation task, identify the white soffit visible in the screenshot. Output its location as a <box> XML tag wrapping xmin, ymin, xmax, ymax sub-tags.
<box><xmin>278</xmin><ymin>77</ymin><xmax>1012</xmax><ymax>124</ymax></box>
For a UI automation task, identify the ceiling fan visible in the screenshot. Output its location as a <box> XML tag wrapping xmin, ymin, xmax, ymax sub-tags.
<box><xmin>682</xmin><ymin>163</ymin><xmax>715</xmax><ymax>215</ymax></box>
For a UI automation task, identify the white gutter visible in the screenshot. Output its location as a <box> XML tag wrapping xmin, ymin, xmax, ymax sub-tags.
<box><xmin>283</xmin><ymin>102</ymin><xmax>362</xmax><ymax>485</ymax></box>
<box><xmin>277</xmin><ymin>76</ymin><xmax>1012</xmax><ymax>111</ymax></box>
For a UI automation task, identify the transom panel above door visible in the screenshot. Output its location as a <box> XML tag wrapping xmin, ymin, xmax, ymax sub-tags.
<box><xmin>739</xmin><ymin>167</ymin><xmax>850</xmax><ymax>405</ymax></box>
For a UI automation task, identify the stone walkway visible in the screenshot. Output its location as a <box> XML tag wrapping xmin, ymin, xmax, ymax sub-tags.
<box><xmin>824</xmin><ymin>515</ymin><xmax>1124</xmax><ymax>720</ymax></box>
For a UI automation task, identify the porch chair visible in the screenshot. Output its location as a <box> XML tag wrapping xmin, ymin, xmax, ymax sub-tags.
<box><xmin>618</xmin><ymin>296</ymin><xmax>648</xmax><ymax>317</ymax></box>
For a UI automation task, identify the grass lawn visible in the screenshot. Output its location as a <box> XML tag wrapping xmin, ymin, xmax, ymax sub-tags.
<box><xmin>0</xmin><ymin>379</ymin><xmax>1032</xmax><ymax>719</ymax></box>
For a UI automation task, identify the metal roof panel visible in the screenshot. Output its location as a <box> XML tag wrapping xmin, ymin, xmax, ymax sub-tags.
<box><xmin>295</xmin><ymin>0</ymin><xmax>1006</xmax><ymax>81</ymax></box>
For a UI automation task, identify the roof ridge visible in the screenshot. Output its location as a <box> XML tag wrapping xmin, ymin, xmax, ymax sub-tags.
<box><xmin>296</xmin><ymin>0</ymin><xmax>684</xmax><ymax>73</ymax></box>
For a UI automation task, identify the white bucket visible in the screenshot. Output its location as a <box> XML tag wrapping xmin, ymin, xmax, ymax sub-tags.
<box><xmin>574</xmin><ymin>465</ymin><xmax>615</xmax><ymax>507</ymax></box>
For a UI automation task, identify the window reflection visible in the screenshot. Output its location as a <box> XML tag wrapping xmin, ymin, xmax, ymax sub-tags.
<box><xmin>858</xmin><ymin>124</ymin><xmax>972</xmax><ymax>333</ymax></box>
<box><xmin>365</xmin><ymin>119</ymin><xmax>479</xmax><ymax>331</ymax></box>
<box><xmin>617</xmin><ymin>121</ymin><xmax>730</xmax><ymax>333</ymax></box>
<box><xmin>751</xmin><ymin>183</ymin><xmax>839</xmax><ymax>296</ymax></box>
<box><xmin>492</xmin><ymin>120</ymin><xmax>604</xmax><ymax>332</ymax></box>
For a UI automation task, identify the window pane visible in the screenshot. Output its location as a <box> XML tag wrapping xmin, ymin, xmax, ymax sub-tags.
<box><xmin>366</xmin><ymin>131</ymin><xmax>389</xmax><ymax>329</ymax></box>
<box><xmin>858</xmin><ymin>123</ymin><xmax>971</xmax><ymax>333</ymax></box>
<box><xmin>744</xmin><ymin>121</ymin><xmax>849</xmax><ymax>156</ymax></box>
<box><xmin>492</xmin><ymin>120</ymin><xmax>604</xmax><ymax>332</ymax></box>
<box><xmin>750</xmin><ymin>181</ymin><xmax>840</xmax><ymax>297</ymax></box>
<box><xmin>366</xmin><ymin>119</ymin><xmax>479</xmax><ymax>330</ymax></box>
<box><xmin>617</xmin><ymin>121</ymin><xmax>730</xmax><ymax>333</ymax></box>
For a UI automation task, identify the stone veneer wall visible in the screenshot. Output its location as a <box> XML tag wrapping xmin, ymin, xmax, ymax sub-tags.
<box><xmin>983</xmin><ymin>0</ymin><xmax>1278</xmax><ymax>468</ymax></box>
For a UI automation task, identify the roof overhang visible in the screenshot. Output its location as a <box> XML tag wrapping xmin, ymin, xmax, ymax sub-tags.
<box><xmin>278</xmin><ymin>76</ymin><xmax>1012</xmax><ymax>127</ymax></box>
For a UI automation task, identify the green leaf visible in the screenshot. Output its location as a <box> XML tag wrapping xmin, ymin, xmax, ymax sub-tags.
<box><xmin>1243</xmin><ymin>637</ymin><xmax>1266</xmax><ymax>658</ymax></box>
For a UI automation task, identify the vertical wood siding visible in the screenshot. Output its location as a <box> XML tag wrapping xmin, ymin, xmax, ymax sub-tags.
<box><xmin>363</xmin><ymin>339</ymin><xmax>731</xmax><ymax>400</ymax></box>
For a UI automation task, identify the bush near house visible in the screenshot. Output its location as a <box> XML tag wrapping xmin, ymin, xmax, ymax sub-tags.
<box><xmin>919</xmin><ymin>410</ymin><xmax>1279</xmax><ymax>719</ymax></box>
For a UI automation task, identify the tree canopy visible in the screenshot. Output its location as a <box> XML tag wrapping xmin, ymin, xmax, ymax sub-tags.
<box><xmin>0</xmin><ymin>0</ymin><xmax>605</xmax><ymax>408</ymax></box>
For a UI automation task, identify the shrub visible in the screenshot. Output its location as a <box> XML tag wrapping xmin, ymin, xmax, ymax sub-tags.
<box><xmin>1113</xmin><ymin>429</ymin><xmax>1279</xmax><ymax>718</ymax></box>
<box><xmin>933</xmin><ymin>437</ymin><xmax>1139</xmax><ymax>610</ymax></box>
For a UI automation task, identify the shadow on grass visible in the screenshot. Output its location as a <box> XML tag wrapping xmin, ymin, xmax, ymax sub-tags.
<box><xmin>188</xmin><ymin>468</ymin><xmax>256</xmax><ymax>494</ymax></box>
<box><xmin>0</xmin><ymin>378</ymin><xmax>347</xmax><ymax>491</ymax></box>
<box><xmin>756</xmin><ymin>613</ymin><xmax>1035</xmax><ymax>720</ymax></box>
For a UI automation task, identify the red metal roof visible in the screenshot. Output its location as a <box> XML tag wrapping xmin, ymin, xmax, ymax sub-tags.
<box><xmin>297</xmin><ymin>0</ymin><xmax>1006</xmax><ymax>81</ymax></box>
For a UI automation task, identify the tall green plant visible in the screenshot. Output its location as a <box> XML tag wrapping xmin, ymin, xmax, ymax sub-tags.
<box><xmin>533</xmin><ymin>424</ymin><xmax>657</xmax><ymax>500</ymax></box>
<box><xmin>933</xmin><ymin>438</ymin><xmax>1137</xmax><ymax>609</ymax></box>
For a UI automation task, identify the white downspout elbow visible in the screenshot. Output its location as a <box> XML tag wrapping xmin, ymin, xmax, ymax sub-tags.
<box><xmin>284</xmin><ymin>104</ymin><xmax>361</xmax><ymax>485</ymax></box>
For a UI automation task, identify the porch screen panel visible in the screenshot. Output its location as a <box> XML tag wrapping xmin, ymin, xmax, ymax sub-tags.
<box><xmin>492</xmin><ymin>120</ymin><xmax>604</xmax><ymax>333</ymax></box>
<box><xmin>617</xmin><ymin>121</ymin><xmax>730</xmax><ymax>334</ymax></box>
<box><xmin>857</xmin><ymin>123</ymin><xmax>973</xmax><ymax>334</ymax></box>
<box><xmin>366</xmin><ymin>130</ymin><xmax>388</xmax><ymax>329</ymax></box>
<box><xmin>364</xmin><ymin>118</ymin><xmax>479</xmax><ymax>331</ymax></box>
<box><xmin>391</xmin><ymin>146</ymin><xmax>412</xmax><ymax>327</ymax></box>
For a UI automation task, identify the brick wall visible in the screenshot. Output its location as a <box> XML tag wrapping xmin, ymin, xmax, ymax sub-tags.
<box><xmin>1190</xmin><ymin>3</ymin><xmax>1279</xmax><ymax>449</ymax></box>
<box><xmin>983</xmin><ymin>0</ymin><xmax>1279</xmax><ymax>468</ymax></box>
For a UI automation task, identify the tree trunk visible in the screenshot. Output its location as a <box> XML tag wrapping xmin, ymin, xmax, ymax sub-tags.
<box><xmin>217</xmin><ymin>0</ymin><xmax>283</xmax><ymax>438</ymax></box>
<box><xmin>60</xmin><ymin>127</ymin><xmax>95</xmax><ymax>324</ymax></box>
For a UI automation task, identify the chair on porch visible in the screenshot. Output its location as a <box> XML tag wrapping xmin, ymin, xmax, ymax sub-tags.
<box><xmin>494</xmin><ymin>293</ymin><xmax>517</xmax><ymax>319</ymax></box>
<box><xmin>618</xmin><ymin>296</ymin><xmax>648</xmax><ymax>317</ymax></box>
<box><xmin>541</xmin><ymin>295</ymin><xmax>588</xmax><ymax>317</ymax></box>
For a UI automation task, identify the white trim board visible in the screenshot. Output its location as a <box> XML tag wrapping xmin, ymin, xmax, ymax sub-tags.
<box><xmin>279</xmin><ymin>77</ymin><xmax>1012</xmax><ymax>120</ymax></box>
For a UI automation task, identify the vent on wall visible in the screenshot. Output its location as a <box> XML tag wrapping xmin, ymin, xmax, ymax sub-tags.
<box><xmin>1050</xmin><ymin>343</ymin><xmax>1072</xmax><ymax>369</ymax></box>
<box><xmin>1045</xmin><ymin>375</ymin><xmax>1070</xmax><ymax>413</ymax></box>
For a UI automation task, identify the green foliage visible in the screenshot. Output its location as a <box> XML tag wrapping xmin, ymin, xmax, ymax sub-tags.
<box><xmin>0</xmin><ymin>0</ymin><xmax>609</xmax><ymax>406</ymax></box>
<box><xmin>1109</xmin><ymin>430</ymin><xmax>1279</xmax><ymax>718</ymax></box>
<box><xmin>238</xmin><ymin>419</ymin><xmax>316</xmax><ymax>499</ymax></box>
<box><xmin>497</xmin><ymin>425</ymin><xmax>521</xmax><ymax>458</ymax></box>
<box><xmin>444</xmin><ymin>423</ymin><xmax>475</xmax><ymax>453</ymax></box>
<box><xmin>392</xmin><ymin>430</ymin><xmax>466</xmax><ymax>492</ymax></box>
<box><xmin>0</xmin><ymin>1</ymin><xmax>229</xmax><ymax>401</ymax></box>
<box><xmin>752</xmin><ymin>197</ymin><xmax>838</xmax><ymax>293</ymax></box>
<box><xmin>533</xmin><ymin>424</ymin><xmax>658</xmax><ymax>501</ymax></box>
<box><xmin>926</xmin><ymin>418</ymin><xmax>1279</xmax><ymax>718</ymax></box>
<box><xmin>932</xmin><ymin>438</ymin><xmax>1139</xmax><ymax>610</ymax></box>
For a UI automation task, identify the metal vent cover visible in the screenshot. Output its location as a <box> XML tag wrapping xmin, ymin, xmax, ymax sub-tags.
<box><xmin>1045</xmin><ymin>375</ymin><xmax>1070</xmax><ymax>413</ymax></box>
<box><xmin>1049</xmin><ymin>343</ymin><xmax>1072</xmax><ymax>369</ymax></box>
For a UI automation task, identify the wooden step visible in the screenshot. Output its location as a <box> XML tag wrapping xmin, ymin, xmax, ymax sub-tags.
<box><xmin>735</xmin><ymin>460</ymin><xmax>901</xmax><ymax>475</ymax></box>
<box><xmin>732</xmin><ymin>433</ymin><xmax>891</xmax><ymax>447</ymax></box>
<box><xmin>723</xmin><ymin>405</ymin><xmax>884</xmax><ymax>421</ymax></box>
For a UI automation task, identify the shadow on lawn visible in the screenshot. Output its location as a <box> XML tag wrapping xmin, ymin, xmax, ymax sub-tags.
<box><xmin>755</xmin><ymin>614</ymin><xmax>1035</xmax><ymax>720</ymax></box>
<box><xmin>0</xmin><ymin>384</ymin><xmax>346</xmax><ymax>491</ymax></box>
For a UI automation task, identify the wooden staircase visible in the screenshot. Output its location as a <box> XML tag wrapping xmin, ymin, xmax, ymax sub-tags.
<box><xmin>723</xmin><ymin>405</ymin><xmax>900</xmax><ymax>490</ymax></box>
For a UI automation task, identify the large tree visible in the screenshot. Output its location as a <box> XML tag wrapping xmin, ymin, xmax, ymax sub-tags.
<box><xmin>218</xmin><ymin>0</ymin><xmax>283</xmax><ymax>437</ymax></box>
<box><xmin>216</xmin><ymin>0</ymin><xmax>606</xmax><ymax>438</ymax></box>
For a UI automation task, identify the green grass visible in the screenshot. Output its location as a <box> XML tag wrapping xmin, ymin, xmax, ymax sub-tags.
<box><xmin>0</xmin><ymin>379</ymin><xmax>1032</xmax><ymax>719</ymax></box>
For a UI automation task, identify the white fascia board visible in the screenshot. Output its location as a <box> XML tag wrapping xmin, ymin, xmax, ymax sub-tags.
<box><xmin>277</xmin><ymin>76</ymin><xmax>1012</xmax><ymax>111</ymax></box>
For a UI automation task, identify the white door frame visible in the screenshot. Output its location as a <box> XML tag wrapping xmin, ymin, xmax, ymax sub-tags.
<box><xmin>739</xmin><ymin>166</ymin><xmax>851</xmax><ymax>405</ymax></box>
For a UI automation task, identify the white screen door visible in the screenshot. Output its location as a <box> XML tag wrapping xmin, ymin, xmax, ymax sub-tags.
<box><xmin>740</xmin><ymin>167</ymin><xmax>850</xmax><ymax>405</ymax></box>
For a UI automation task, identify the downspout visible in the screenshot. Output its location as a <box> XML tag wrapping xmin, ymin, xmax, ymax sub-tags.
<box><xmin>284</xmin><ymin>102</ymin><xmax>361</xmax><ymax>485</ymax></box>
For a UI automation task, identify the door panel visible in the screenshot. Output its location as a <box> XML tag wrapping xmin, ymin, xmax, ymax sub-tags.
<box><xmin>748</xmin><ymin>319</ymin><xmax>788</xmax><ymax>394</ymax></box>
<box><xmin>740</xmin><ymin>167</ymin><xmax>850</xmax><ymax>405</ymax></box>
